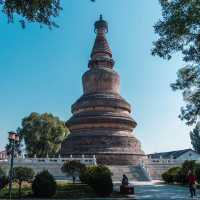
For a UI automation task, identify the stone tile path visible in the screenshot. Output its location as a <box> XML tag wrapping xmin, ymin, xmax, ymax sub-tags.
<box><xmin>127</xmin><ymin>181</ymin><xmax>200</xmax><ymax>200</ymax></box>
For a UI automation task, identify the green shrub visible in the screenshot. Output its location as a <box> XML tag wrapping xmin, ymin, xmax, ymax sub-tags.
<box><xmin>0</xmin><ymin>167</ymin><xmax>8</xmax><ymax>190</ymax></box>
<box><xmin>195</xmin><ymin>163</ymin><xmax>200</xmax><ymax>183</ymax></box>
<box><xmin>162</xmin><ymin>167</ymin><xmax>181</xmax><ymax>183</ymax></box>
<box><xmin>173</xmin><ymin>160</ymin><xmax>196</xmax><ymax>184</ymax></box>
<box><xmin>32</xmin><ymin>170</ymin><xmax>57</xmax><ymax>198</ymax></box>
<box><xmin>162</xmin><ymin>161</ymin><xmax>197</xmax><ymax>184</ymax></box>
<box><xmin>80</xmin><ymin>165</ymin><xmax>113</xmax><ymax>197</ymax></box>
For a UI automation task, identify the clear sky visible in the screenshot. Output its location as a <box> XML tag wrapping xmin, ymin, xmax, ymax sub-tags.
<box><xmin>0</xmin><ymin>0</ymin><xmax>192</xmax><ymax>153</ymax></box>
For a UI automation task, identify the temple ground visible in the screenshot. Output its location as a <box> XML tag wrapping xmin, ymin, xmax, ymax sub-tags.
<box><xmin>1</xmin><ymin>181</ymin><xmax>198</xmax><ymax>199</ymax></box>
<box><xmin>119</xmin><ymin>181</ymin><xmax>199</xmax><ymax>199</ymax></box>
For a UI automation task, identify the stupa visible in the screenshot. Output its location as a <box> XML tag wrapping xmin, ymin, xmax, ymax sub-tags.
<box><xmin>61</xmin><ymin>15</ymin><xmax>145</xmax><ymax>165</ymax></box>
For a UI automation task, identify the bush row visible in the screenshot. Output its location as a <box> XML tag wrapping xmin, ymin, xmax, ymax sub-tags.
<box><xmin>162</xmin><ymin>160</ymin><xmax>200</xmax><ymax>184</ymax></box>
<box><xmin>0</xmin><ymin>161</ymin><xmax>113</xmax><ymax>197</ymax></box>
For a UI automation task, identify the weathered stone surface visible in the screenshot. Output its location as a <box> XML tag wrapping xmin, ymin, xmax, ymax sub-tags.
<box><xmin>61</xmin><ymin>16</ymin><xmax>145</xmax><ymax>165</ymax></box>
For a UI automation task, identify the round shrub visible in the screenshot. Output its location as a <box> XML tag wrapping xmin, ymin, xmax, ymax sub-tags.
<box><xmin>80</xmin><ymin>165</ymin><xmax>113</xmax><ymax>196</ymax></box>
<box><xmin>173</xmin><ymin>160</ymin><xmax>196</xmax><ymax>184</ymax></box>
<box><xmin>162</xmin><ymin>167</ymin><xmax>181</xmax><ymax>183</ymax></box>
<box><xmin>32</xmin><ymin>170</ymin><xmax>57</xmax><ymax>198</ymax></box>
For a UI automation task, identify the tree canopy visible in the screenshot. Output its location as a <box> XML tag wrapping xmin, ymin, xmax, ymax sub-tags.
<box><xmin>0</xmin><ymin>167</ymin><xmax>8</xmax><ymax>191</ymax></box>
<box><xmin>152</xmin><ymin>0</ymin><xmax>200</xmax><ymax>151</ymax></box>
<box><xmin>0</xmin><ymin>0</ymin><xmax>62</xmax><ymax>28</ymax></box>
<box><xmin>19</xmin><ymin>112</ymin><xmax>68</xmax><ymax>157</ymax></box>
<box><xmin>61</xmin><ymin>160</ymin><xmax>86</xmax><ymax>183</ymax></box>
<box><xmin>0</xmin><ymin>0</ymin><xmax>95</xmax><ymax>28</ymax></box>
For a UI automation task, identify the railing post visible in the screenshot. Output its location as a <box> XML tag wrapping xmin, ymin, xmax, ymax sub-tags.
<box><xmin>93</xmin><ymin>155</ymin><xmax>97</xmax><ymax>165</ymax></box>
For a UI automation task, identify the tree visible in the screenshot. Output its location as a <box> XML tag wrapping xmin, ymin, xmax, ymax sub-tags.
<box><xmin>13</xmin><ymin>167</ymin><xmax>35</xmax><ymax>198</ymax></box>
<box><xmin>0</xmin><ymin>167</ymin><xmax>8</xmax><ymax>191</ymax></box>
<box><xmin>152</xmin><ymin>0</ymin><xmax>200</xmax><ymax>148</ymax></box>
<box><xmin>0</xmin><ymin>0</ymin><xmax>62</xmax><ymax>28</ymax></box>
<box><xmin>19</xmin><ymin>112</ymin><xmax>68</xmax><ymax>157</ymax></box>
<box><xmin>61</xmin><ymin>160</ymin><xmax>86</xmax><ymax>184</ymax></box>
<box><xmin>190</xmin><ymin>122</ymin><xmax>200</xmax><ymax>153</ymax></box>
<box><xmin>0</xmin><ymin>0</ymin><xmax>95</xmax><ymax>28</ymax></box>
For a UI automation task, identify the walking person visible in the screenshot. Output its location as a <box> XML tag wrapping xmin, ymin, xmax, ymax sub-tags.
<box><xmin>187</xmin><ymin>170</ymin><xmax>197</xmax><ymax>198</ymax></box>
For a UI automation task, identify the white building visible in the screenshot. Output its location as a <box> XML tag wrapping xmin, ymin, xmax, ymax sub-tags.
<box><xmin>148</xmin><ymin>149</ymin><xmax>200</xmax><ymax>161</ymax></box>
<box><xmin>0</xmin><ymin>150</ymin><xmax>8</xmax><ymax>160</ymax></box>
<box><xmin>147</xmin><ymin>149</ymin><xmax>200</xmax><ymax>180</ymax></box>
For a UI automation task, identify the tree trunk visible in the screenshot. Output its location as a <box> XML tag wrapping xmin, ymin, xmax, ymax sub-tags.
<box><xmin>72</xmin><ymin>176</ymin><xmax>76</xmax><ymax>184</ymax></box>
<box><xmin>19</xmin><ymin>181</ymin><xmax>22</xmax><ymax>198</ymax></box>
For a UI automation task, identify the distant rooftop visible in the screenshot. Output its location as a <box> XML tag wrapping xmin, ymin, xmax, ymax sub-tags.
<box><xmin>148</xmin><ymin>149</ymin><xmax>197</xmax><ymax>159</ymax></box>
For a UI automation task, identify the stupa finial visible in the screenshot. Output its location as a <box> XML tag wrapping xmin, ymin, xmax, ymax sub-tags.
<box><xmin>89</xmin><ymin>15</ymin><xmax>114</xmax><ymax>68</ymax></box>
<box><xmin>100</xmin><ymin>14</ymin><xmax>103</xmax><ymax>20</ymax></box>
<box><xmin>94</xmin><ymin>14</ymin><xmax>108</xmax><ymax>33</ymax></box>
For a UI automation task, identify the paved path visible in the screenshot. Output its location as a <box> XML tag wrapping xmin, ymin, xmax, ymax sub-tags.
<box><xmin>129</xmin><ymin>181</ymin><xmax>199</xmax><ymax>200</ymax></box>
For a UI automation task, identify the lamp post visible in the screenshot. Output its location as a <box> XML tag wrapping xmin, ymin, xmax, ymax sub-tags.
<box><xmin>8</xmin><ymin>131</ymin><xmax>19</xmax><ymax>200</ymax></box>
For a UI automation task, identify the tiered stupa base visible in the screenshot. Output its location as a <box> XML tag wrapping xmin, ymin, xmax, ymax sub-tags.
<box><xmin>61</xmin><ymin>133</ymin><xmax>145</xmax><ymax>165</ymax></box>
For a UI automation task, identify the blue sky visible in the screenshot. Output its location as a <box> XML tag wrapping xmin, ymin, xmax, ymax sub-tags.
<box><xmin>0</xmin><ymin>0</ymin><xmax>191</xmax><ymax>153</ymax></box>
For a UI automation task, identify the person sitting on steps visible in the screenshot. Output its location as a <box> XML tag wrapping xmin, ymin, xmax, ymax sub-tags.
<box><xmin>120</xmin><ymin>174</ymin><xmax>134</xmax><ymax>194</ymax></box>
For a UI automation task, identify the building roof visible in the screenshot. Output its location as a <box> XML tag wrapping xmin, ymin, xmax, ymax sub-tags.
<box><xmin>148</xmin><ymin>149</ymin><xmax>197</xmax><ymax>159</ymax></box>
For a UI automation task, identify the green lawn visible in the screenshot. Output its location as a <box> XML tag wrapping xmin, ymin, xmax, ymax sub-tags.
<box><xmin>0</xmin><ymin>181</ymin><xmax>125</xmax><ymax>199</ymax></box>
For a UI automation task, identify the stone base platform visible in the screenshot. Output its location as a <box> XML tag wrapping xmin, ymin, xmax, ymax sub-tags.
<box><xmin>108</xmin><ymin>165</ymin><xmax>150</xmax><ymax>182</ymax></box>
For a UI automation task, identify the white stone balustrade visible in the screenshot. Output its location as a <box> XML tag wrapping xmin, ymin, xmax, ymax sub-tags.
<box><xmin>0</xmin><ymin>155</ymin><xmax>97</xmax><ymax>180</ymax></box>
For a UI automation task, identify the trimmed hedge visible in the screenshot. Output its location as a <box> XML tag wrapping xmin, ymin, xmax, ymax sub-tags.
<box><xmin>80</xmin><ymin>165</ymin><xmax>113</xmax><ymax>196</ymax></box>
<box><xmin>162</xmin><ymin>160</ymin><xmax>199</xmax><ymax>184</ymax></box>
<box><xmin>162</xmin><ymin>167</ymin><xmax>181</xmax><ymax>183</ymax></box>
<box><xmin>32</xmin><ymin>170</ymin><xmax>57</xmax><ymax>198</ymax></box>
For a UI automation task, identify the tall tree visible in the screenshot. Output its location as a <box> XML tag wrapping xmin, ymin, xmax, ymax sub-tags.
<box><xmin>19</xmin><ymin>112</ymin><xmax>68</xmax><ymax>157</ymax></box>
<box><xmin>190</xmin><ymin>122</ymin><xmax>200</xmax><ymax>153</ymax></box>
<box><xmin>152</xmin><ymin>0</ymin><xmax>200</xmax><ymax>150</ymax></box>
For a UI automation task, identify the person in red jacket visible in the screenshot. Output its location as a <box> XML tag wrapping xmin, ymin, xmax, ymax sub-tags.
<box><xmin>187</xmin><ymin>170</ymin><xmax>197</xmax><ymax>198</ymax></box>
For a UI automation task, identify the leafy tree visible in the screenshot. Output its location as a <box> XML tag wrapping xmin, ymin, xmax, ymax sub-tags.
<box><xmin>61</xmin><ymin>160</ymin><xmax>86</xmax><ymax>184</ymax></box>
<box><xmin>0</xmin><ymin>0</ymin><xmax>95</xmax><ymax>28</ymax></box>
<box><xmin>152</xmin><ymin>0</ymin><xmax>200</xmax><ymax>149</ymax></box>
<box><xmin>0</xmin><ymin>167</ymin><xmax>8</xmax><ymax>191</ymax></box>
<box><xmin>13</xmin><ymin>167</ymin><xmax>35</xmax><ymax>198</ymax></box>
<box><xmin>190</xmin><ymin>122</ymin><xmax>200</xmax><ymax>153</ymax></box>
<box><xmin>19</xmin><ymin>112</ymin><xmax>68</xmax><ymax>157</ymax></box>
<box><xmin>0</xmin><ymin>0</ymin><xmax>62</xmax><ymax>28</ymax></box>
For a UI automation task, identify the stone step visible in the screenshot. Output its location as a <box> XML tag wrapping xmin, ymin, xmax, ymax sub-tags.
<box><xmin>108</xmin><ymin>165</ymin><xmax>150</xmax><ymax>182</ymax></box>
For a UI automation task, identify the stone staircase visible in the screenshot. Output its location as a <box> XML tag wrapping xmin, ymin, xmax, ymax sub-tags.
<box><xmin>108</xmin><ymin>165</ymin><xmax>151</xmax><ymax>182</ymax></box>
